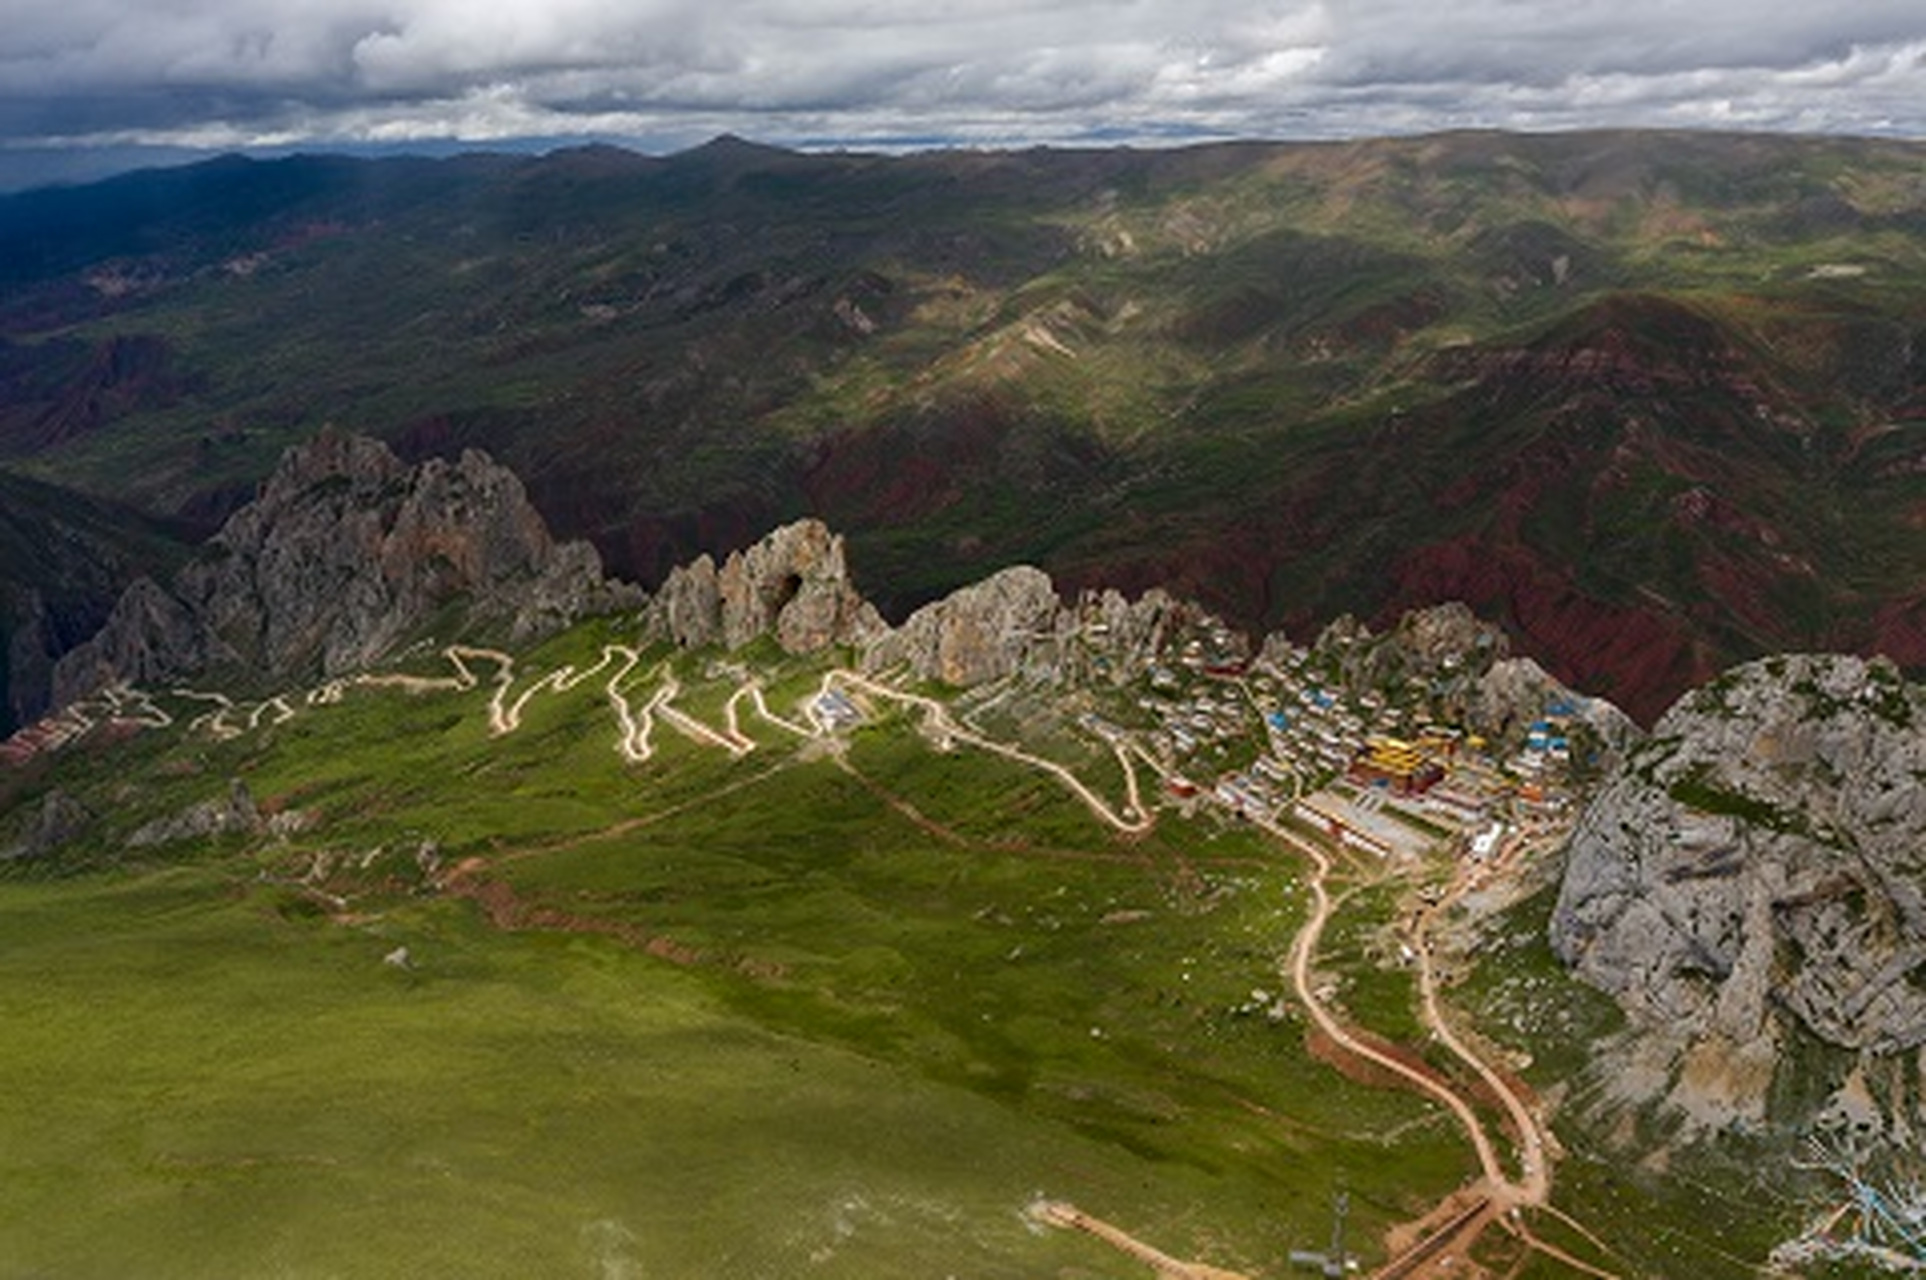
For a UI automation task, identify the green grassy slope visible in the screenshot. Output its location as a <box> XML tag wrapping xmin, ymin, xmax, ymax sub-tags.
<box><xmin>0</xmin><ymin>633</ymin><xmax>1482</xmax><ymax>1276</ymax></box>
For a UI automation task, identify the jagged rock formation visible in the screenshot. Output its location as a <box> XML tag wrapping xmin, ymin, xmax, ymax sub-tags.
<box><xmin>645</xmin><ymin>518</ymin><xmax>882</xmax><ymax>654</ymax></box>
<box><xmin>1305</xmin><ymin>603</ymin><xmax>1629</xmax><ymax>748</ymax></box>
<box><xmin>53</xmin><ymin>578</ymin><xmax>213</xmax><ymax>700</ymax></box>
<box><xmin>866</xmin><ymin>566</ymin><xmax>1189</xmax><ymax>688</ymax></box>
<box><xmin>1475</xmin><ymin>656</ymin><xmax>1638</xmax><ymax>749</ymax></box>
<box><xmin>868</xmin><ymin>566</ymin><xmax>1065</xmax><ymax>685</ymax></box>
<box><xmin>1552</xmin><ymin>654</ymin><xmax>1926</xmax><ymax>1136</ymax></box>
<box><xmin>1312</xmin><ymin>603</ymin><xmax>1510</xmax><ymax>697</ymax></box>
<box><xmin>52</xmin><ymin>431</ymin><xmax>640</xmax><ymax>701</ymax></box>
<box><xmin>1063</xmin><ymin>586</ymin><xmax>1187</xmax><ymax>685</ymax></box>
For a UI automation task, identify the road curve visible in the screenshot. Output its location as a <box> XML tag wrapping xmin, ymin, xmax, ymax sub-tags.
<box><xmin>1252</xmin><ymin>814</ymin><xmax>1513</xmax><ymax>1197</ymax></box>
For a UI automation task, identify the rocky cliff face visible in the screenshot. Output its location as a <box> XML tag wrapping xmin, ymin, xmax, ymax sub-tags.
<box><xmin>53</xmin><ymin>431</ymin><xmax>639</xmax><ymax>701</ymax></box>
<box><xmin>865</xmin><ymin>565</ymin><xmax>1188</xmax><ymax>688</ymax></box>
<box><xmin>1475</xmin><ymin>656</ymin><xmax>1638</xmax><ymax>749</ymax></box>
<box><xmin>1552</xmin><ymin>654</ymin><xmax>1926</xmax><ymax>1137</ymax></box>
<box><xmin>867</xmin><ymin>566</ymin><xmax>1065</xmax><ymax>685</ymax></box>
<box><xmin>0</xmin><ymin>471</ymin><xmax>188</xmax><ymax>734</ymax></box>
<box><xmin>644</xmin><ymin>518</ymin><xmax>883</xmax><ymax>654</ymax></box>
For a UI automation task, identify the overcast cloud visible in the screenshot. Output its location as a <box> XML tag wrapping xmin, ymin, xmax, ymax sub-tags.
<box><xmin>2</xmin><ymin>0</ymin><xmax>1923</xmax><ymax>182</ymax></box>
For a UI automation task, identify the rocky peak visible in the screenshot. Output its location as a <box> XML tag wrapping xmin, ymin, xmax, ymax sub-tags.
<box><xmin>1312</xmin><ymin>603</ymin><xmax>1508</xmax><ymax>685</ymax></box>
<box><xmin>1552</xmin><ymin>653</ymin><xmax>1926</xmax><ymax>1137</ymax></box>
<box><xmin>867</xmin><ymin>566</ymin><xmax>1065</xmax><ymax>686</ymax></box>
<box><xmin>1474</xmin><ymin>656</ymin><xmax>1638</xmax><ymax>749</ymax></box>
<box><xmin>865</xmin><ymin>567</ymin><xmax>1192</xmax><ymax>689</ymax></box>
<box><xmin>53</xmin><ymin>430</ymin><xmax>640</xmax><ymax>701</ymax></box>
<box><xmin>645</xmin><ymin>518</ymin><xmax>882</xmax><ymax>654</ymax></box>
<box><xmin>1305</xmin><ymin>604</ymin><xmax>1629</xmax><ymax>750</ymax></box>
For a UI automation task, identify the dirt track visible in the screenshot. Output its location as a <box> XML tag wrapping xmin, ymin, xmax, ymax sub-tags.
<box><xmin>1246</xmin><ymin>812</ymin><xmax>1619</xmax><ymax>1278</ymax></box>
<box><xmin>11</xmin><ymin>643</ymin><xmax>1613</xmax><ymax>1276</ymax></box>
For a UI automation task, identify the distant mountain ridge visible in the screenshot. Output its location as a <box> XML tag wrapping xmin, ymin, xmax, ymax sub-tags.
<box><xmin>4</xmin><ymin>130</ymin><xmax>1925</xmax><ymax>721</ymax></box>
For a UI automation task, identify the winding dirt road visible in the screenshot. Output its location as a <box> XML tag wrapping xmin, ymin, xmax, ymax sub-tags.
<box><xmin>1253</xmin><ymin>813</ymin><xmax>1516</xmax><ymax>1197</ymax></box>
<box><xmin>1030</xmin><ymin>1201</ymin><xmax>1252</xmax><ymax>1280</ymax></box>
<box><xmin>824</xmin><ymin>669</ymin><xmax>1153</xmax><ymax>835</ymax></box>
<box><xmin>6</xmin><ymin>641</ymin><xmax>1613</xmax><ymax>1276</ymax></box>
<box><xmin>1248</xmin><ymin>808</ymin><xmax>1622</xmax><ymax>1278</ymax></box>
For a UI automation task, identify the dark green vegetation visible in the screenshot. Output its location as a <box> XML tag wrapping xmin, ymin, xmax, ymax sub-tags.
<box><xmin>0</xmin><ymin>633</ymin><xmax>1485</xmax><ymax>1276</ymax></box>
<box><xmin>0</xmin><ymin>469</ymin><xmax>191</xmax><ymax>734</ymax></box>
<box><xmin>5</xmin><ymin>130</ymin><xmax>1926</xmax><ymax>723</ymax></box>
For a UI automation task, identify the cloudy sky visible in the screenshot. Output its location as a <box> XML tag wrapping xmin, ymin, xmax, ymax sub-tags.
<box><xmin>3</xmin><ymin>0</ymin><xmax>1924</xmax><ymax>186</ymax></box>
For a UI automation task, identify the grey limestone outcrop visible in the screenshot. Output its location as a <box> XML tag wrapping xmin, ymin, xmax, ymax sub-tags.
<box><xmin>53</xmin><ymin>430</ymin><xmax>640</xmax><ymax>702</ymax></box>
<box><xmin>865</xmin><ymin>566</ymin><xmax>1189</xmax><ymax>689</ymax></box>
<box><xmin>645</xmin><ymin>518</ymin><xmax>883</xmax><ymax>654</ymax></box>
<box><xmin>125</xmin><ymin>778</ymin><xmax>263</xmax><ymax>849</ymax></box>
<box><xmin>1</xmin><ymin>788</ymin><xmax>95</xmax><ymax>861</ymax></box>
<box><xmin>1552</xmin><ymin>653</ymin><xmax>1926</xmax><ymax>1132</ymax></box>
<box><xmin>1306</xmin><ymin>603</ymin><xmax>1629</xmax><ymax>749</ymax></box>
<box><xmin>866</xmin><ymin>565</ymin><xmax>1064</xmax><ymax>685</ymax></box>
<box><xmin>1476</xmin><ymin>655</ymin><xmax>1638</xmax><ymax>748</ymax></box>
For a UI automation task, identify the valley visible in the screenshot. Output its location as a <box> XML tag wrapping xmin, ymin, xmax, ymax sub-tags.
<box><xmin>4</xmin><ymin>127</ymin><xmax>1926</xmax><ymax>1275</ymax></box>
<box><xmin>4</xmin><ymin>131</ymin><xmax>1926</xmax><ymax>729</ymax></box>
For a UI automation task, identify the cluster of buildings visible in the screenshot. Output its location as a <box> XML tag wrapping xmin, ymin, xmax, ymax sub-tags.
<box><xmin>1140</xmin><ymin>686</ymin><xmax>1254</xmax><ymax>761</ymax></box>
<box><xmin>1071</xmin><ymin>613</ymin><xmax>1585</xmax><ymax>864</ymax></box>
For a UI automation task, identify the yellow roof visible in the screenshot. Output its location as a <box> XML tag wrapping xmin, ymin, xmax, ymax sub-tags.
<box><xmin>1357</xmin><ymin>736</ymin><xmax>1435</xmax><ymax>776</ymax></box>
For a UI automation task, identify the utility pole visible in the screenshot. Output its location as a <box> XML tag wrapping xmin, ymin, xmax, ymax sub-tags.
<box><xmin>1288</xmin><ymin>1192</ymin><xmax>1351</xmax><ymax>1277</ymax></box>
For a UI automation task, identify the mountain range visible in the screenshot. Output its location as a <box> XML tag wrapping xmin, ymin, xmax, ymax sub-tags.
<box><xmin>2</xmin><ymin>129</ymin><xmax>1924</xmax><ymax>732</ymax></box>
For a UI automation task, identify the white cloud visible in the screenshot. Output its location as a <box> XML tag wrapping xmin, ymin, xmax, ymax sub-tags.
<box><xmin>0</xmin><ymin>0</ymin><xmax>1922</xmax><ymax>165</ymax></box>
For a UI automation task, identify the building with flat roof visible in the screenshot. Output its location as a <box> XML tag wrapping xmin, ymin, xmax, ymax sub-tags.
<box><xmin>1294</xmin><ymin>790</ymin><xmax>1433</xmax><ymax>861</ymax></box>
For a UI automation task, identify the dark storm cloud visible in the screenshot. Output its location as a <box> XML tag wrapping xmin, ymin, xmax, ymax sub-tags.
<box><xmin>1</xmin><ymin>0</ymin><xmax>1922</xmax><ymax>168</ymax></box>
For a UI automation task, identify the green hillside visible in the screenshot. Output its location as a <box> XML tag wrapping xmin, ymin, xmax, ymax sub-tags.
<box><xmin>0</xmin><ymin>628</ymin><xmax>1468</xmax><ymax>1276</ymax></box>
<box><xmin>0</xmin><ymin>618</ymin><xmax>1817</xmax><ymax>1276</ymax></box>
<box><xmin>4</xmin><ymin>130</ymin><xmax>1925</xmax><ymax>720</ymax></box>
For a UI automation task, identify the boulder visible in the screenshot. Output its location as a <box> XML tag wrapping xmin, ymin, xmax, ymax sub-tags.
<box><xmin>1</xmin><ymin>788</ymin><xmax>95</xmax><ymax>861</ymax></box>
<box><xmin>125</xmin><ymin>778</ymin><xmax>264</xmax><ymax>849</ymax></box>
